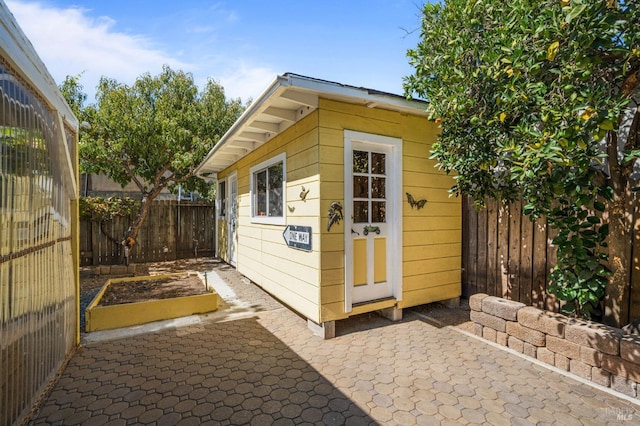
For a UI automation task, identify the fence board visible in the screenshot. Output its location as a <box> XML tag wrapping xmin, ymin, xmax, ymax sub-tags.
<box><xmin>486</xmin><ymin>199</ymin><xmax>499</xmax><ymax>297</ymax></box>
<box><xmin>507</xmin><ymin>202</ymin><xmax>521</xmax><ymax>300</ymax></box>
<box><xmin>532</xmin><ymin>218</ymin><xmax>548</xmax><ymax>309</ymax></box>
<box><xmin>476</xmin><ymin>207</ymin><xmax>488</xmax><ymax>295</ymax></box>
<box><xmin>497</xmin><ymin>203</ymin><xmax>510</xmax><ymax>299</ymax></box>
<box><xmin>463</xmin><ymin>197</ymin><xmax>638</xmax><ymax>317</ymax></box>
<box><xmin>467</xmin><ymin>205</ymin><xmax>478</xmax><ymax>297</ymax></box>
<box><xmin>80</xmin><ymin>200</ymin><xmax>215</xmax><ymax>265</ymax></box>
<box><xmin>520</xmin><ymin>214</ymin><xmax>533</xmax><ymax>306</ymax></box>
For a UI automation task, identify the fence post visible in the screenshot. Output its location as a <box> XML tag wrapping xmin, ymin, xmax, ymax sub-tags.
<box><xmin>91</xmin><ymin>220</ymin><xmax>100</xmax><ymax>266</ymax></box>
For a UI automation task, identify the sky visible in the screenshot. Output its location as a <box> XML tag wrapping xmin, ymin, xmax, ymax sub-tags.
<box><xmin>5</xmin><ymin>0</ymin><xmax>426</xmax><ymax>104</ymax></box>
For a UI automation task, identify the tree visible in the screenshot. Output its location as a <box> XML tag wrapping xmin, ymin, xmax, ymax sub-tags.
<box><xmin>63</xmin><ymin>65</ymin><xmax>245</xmax><ymax>255</ymax></box>
<box><xmin>405</xmin><ymin>0</ymin><xmax>639</xmax><ymax>326</ymax></box>
<box><xmin>59</xmin><ymin>73</ymin><xmax>98</xmax><ymax>147</ymax></box>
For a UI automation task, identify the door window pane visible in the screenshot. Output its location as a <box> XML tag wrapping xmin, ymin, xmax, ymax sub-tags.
<box><xmin>371</xmin><ymin>152</ymin><xmax>386</xmax><ymax>174</ymax></box>
<box><xmin>353</xmin><ymin>176</ymin><xmax>369</xmax><ymax>198</ymax></box>
<box><xmin>371</xmin><ymin>177</ymin><xmax>385</xmax><ymax>199</ymax></box>
<box><xmin>353</xmin><ymin>150</ymin><xmax>368</xmax><ymax>173</ymax></box>
<box><xmin>372</xmin><ymin>201</ymin><xmax>386</xmax><ymax>223</ymax></box>
<box><xmin>353</xmin><ymin>201</ymin><xmax>368</xmax><ymax>223</ymax></box>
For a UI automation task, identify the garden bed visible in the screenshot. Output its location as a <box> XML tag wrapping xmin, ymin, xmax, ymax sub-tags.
<box><xmin>85</xmin><ymin>273</ymin><xmax>218</xmax><ymax>332</ymax></box>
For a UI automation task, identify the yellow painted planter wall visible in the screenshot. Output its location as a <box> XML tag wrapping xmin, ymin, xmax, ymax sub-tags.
<box><xmin>85</xmin><ymin>274</ymin><xmax>218</xmax><ymax>332</ymax></box>
<box><xmin>217</xmin><ymin>98</ymin><xmax>461</xmax><ymax>325</ymax></box>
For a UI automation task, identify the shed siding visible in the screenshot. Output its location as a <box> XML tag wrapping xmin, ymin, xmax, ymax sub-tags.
<box><xmin>317</xmin><ymin>99</ymin><xmax>460</xmax><ymax>321</ymax></box>
<box><xmin>216</xmin><ymin>97</ymin><xmax>460</xmax><ymax>325</ymax></box>
<box><xmin>399</xmin><ymin>113</ymin><xmax>461</xmax><ymax>308</ymax></box>
<box><xmin>318</xmin><ymin>99</ymin><xmax>401</xmax><ymax>321</ymax></box>
<box><xmin>218</xmin><ymin>112</ymin><xmax>322</xmax><ymax>322</ymax></box>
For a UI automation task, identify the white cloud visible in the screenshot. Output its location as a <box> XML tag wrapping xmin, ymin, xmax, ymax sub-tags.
<box><xmin>6</xmin><ymin>0</ymin><xmax>189</xmax><ymax>98</ymax></box>
<box><xmin>5</xmin><ymin>1</ymin><xmax>280</xmax><ymax>103</ymax></box>
<box><xmin>218</xmin><ymin>63</ymin><xmax>276</xmax><ymax>102</ymax></box>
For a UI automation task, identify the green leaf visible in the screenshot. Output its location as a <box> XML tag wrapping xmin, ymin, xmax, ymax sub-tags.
<box><xmin>561</xmin><ymin>301</ymin><xmax>577</xmax><ymax>314</ymax></box>
<box><xmin>586</xmin><ymin>216</ymin><xmax>600</xmax><ymax>225</ymax></box>
<box><xmin>599</xmin><ymin>223</ymin><xmax>609</xmax><ymax>240</ymax></box>
<box><xmin>566</xmin><ymin>4</ymin><xmax>588</xmax><ymax>24</ymax></box>
<box><xmin>599</xmin><ymin>119</ymin><xmax>615</xmax><ymax>131</ymax></box>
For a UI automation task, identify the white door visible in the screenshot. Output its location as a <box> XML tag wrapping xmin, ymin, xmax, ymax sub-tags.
<box><xmin>344</xmin><ymin>131</ymin><xmax>402</xmax><ymax>308</ymax></box>
<box><xmin>228</xmin><ymin>172</ymin><xmax>238</xmax><ymax>267</ymax></box>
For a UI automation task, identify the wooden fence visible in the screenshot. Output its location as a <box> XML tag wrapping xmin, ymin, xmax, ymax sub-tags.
<box><xmin>462</xmin><ymin>197</ymin><xmax>640</xmax><ymax>321</ymax></box>
<box><xmin>80</xmin><ymin>200</ymin><xmax>216</xmax><ymax>266</ymax></box>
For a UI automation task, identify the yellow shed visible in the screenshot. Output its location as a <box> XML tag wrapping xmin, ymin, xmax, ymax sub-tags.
<box><xmin>196</xmin><ymin>73</ymin><xmax>460</xmax><ymax>338</ymax></box>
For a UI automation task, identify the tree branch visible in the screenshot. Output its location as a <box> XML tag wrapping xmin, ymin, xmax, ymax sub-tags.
<box><xmin>153</xmin><ymin>162</ymin><xmax>173</xmax><ymax>188</ymax></box>
<box><xmin>169</xmin><ymin>167</ymin><xmax>196</xmax><ymax>185</ymax></box>
<box><xmin>120</xmin><ymin>155</ymin><xmax>147</xmax><ymax>192</ymax></box>
<box><xmin>622</xmin><ymin>68</ymin><xmax>639</xmax><ymax>98</ymax></box>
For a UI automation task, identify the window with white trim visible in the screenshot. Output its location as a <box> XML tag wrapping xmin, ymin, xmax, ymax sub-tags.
<box><xmin>250</xmin><ymin>153</ymin><xmax>286</xmax><ymax>224</ymax></box>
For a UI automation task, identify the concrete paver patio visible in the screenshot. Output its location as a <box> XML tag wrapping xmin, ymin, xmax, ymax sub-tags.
<box><xmin>31</xmin><ymin>263</ymin><xmax>640</xmax><ymax>425</ymax></box>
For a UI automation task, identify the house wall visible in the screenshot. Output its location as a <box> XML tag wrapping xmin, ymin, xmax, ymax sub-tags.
<box><xmin>218</xmin><ymin>111</ymin><xmax>323</xmax><ymax>322</ymax></box>
<box><xmin>316</xmin><ymin>99</ymin><xmax>461</xmax><ymax>322</ymax></box>
<box><xmin>81</xmin><ymin>173</ymin><xmax>190</xmax><ymax>200</ymax></box>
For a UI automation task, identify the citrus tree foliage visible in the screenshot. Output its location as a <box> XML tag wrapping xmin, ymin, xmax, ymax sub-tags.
<box><xmin>63</xmin><ymin>66</ymin><xmax>245</xmax><ymax>248</ymax></box>
<box><xmin>405</xmin><ymin>0</ymin><xmax>639</xmax><ymax>323</ymax></box>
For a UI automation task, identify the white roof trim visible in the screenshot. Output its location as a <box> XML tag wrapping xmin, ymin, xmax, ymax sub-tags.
<box><xmin>195</xmin><ymin>73</ymin><xmax>428</xmax><ymax>177</ymax></box>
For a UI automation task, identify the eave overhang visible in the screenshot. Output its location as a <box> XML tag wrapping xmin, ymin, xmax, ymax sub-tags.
<box><xmin>195</xmin><ymin>73</ymin><xmax>428</xmax><ymax>178</ymax></box>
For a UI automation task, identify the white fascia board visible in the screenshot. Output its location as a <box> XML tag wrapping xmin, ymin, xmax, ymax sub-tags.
<box><xmin>195</xmin><ymin>74</ymin><xmax>290</xmax><ymax>176</ymax></box>
<box><xmin>285</xmin><ymin>73</ymin><xmax>428</xmax><ymax>114</ymax></box>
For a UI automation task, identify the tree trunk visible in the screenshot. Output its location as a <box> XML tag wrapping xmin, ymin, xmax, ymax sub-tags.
<box><xmin>127</xmin><ymin>198</ymin><xmax>153</xmax><ymax>242</ymax></box>
<box><xmin>606</xmin><ymin>75</ymin><xmax>640</xmax><ymax>326</ymax></box>
<box><xmin>119</xmin><ymin>192</ymin><xmax>158</xmax><ymax>264</ymax></box>
<box><xmin>604</xmin><ymin>196</ymin><xmax>632</xmax><ymax>327</ymax></box>
<box><xmin>603</xmin><ymin>107</ymin><xmax>640</xmax><ymax>327</ymax></box>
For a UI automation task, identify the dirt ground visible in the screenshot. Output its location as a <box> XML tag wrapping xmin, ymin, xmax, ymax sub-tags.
<box><xmin>80</xmin><ymin>258</ymin><xmax>219</xmax><ymax>292</ymax></box>
<box><xmin>97</xmin><ymin>274</ymin><xmax>210</xmax><ymax>306</ymax></box>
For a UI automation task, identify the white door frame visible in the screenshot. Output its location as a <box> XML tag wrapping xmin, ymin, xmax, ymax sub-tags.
<box><xmin>343</xmin><ymin>130</ymin><xmax>403</xmax><ymax>313</ymax></box>
<box><xmin>216</xmin><ymin>178</ymin><xmax>227</xmax><ymax>259</ymax></box>
<box><xmin>227</xmin><ymin>171</ymin><xmax>238</xmax><ymax>267</ymax></box>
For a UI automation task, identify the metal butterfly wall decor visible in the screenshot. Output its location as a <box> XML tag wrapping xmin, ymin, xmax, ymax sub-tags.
<box><xmin>299</xmin><ymin>186</ymin><xmax>310</xmax><ymax>201</ymax></box>
<box><xmin>406</xmin><ymin>192</ymin><xmax>427</xmax><ymax>210</ymax></box>
<box><xmin>327</xmin><ymin>201</ymin><xmax>343</xmax><ymax>231</ymax></box>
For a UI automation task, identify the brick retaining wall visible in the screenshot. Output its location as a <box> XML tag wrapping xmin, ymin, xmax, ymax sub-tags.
<box><xmin>469</xmin><ymin>293</ymin><xmax>640</xmax><ymax>398</ymax></box>
<box><xmin>94</xmin><ymin>264</ymin><xmax>137</xmax><ymax>276</ymax></box>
